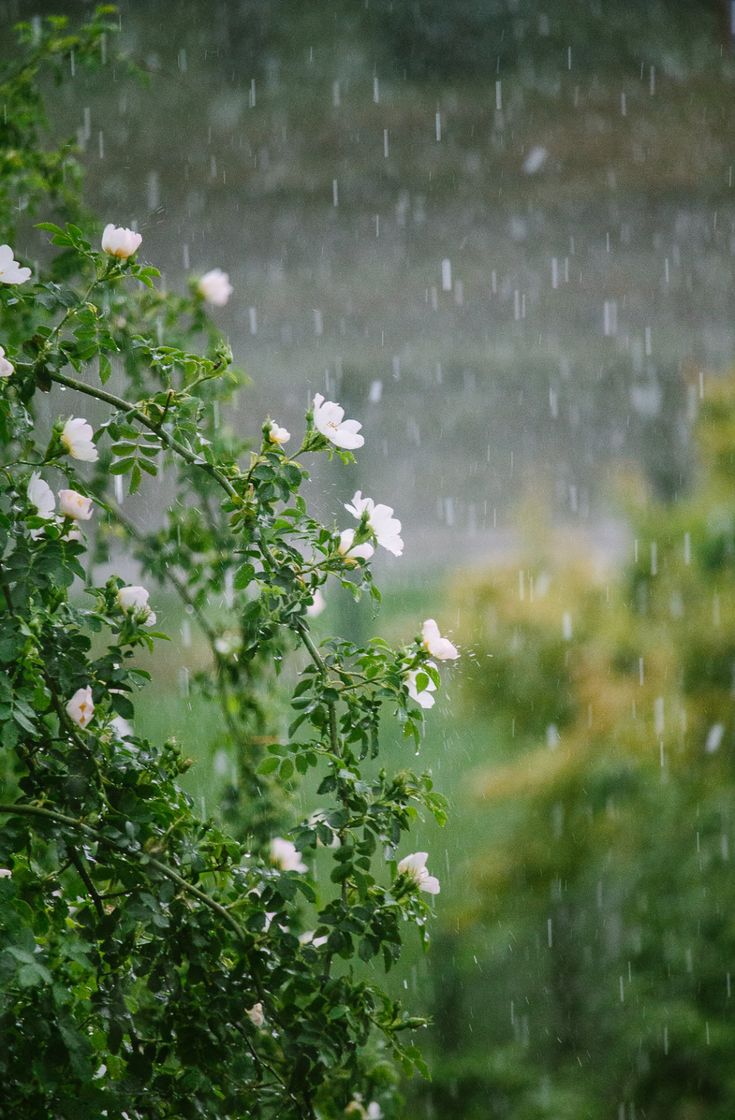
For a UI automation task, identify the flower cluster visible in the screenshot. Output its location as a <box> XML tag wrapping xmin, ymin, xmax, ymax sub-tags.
<box><xmin>28</xmin><ymin>474</ymin><xmax>94</xmax><ymax>539</ymax></box>
<box><xmin>403</xmin><ymin>618</ymin><xmax>460</xmax><ymax>709</ymax></box>
<box><xmin>344</xmin><ymin>490</ymin><xmax>403</xmax><ymax>557</ymax></box>
<box><xmin>0</xmin><ymin>85</ymin><xmax>447</xmax><ymax>1106</ymax></box>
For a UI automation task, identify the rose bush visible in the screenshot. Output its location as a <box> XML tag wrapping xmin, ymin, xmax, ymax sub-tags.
<box><xmin>0</xmin><ymin>9</ymin><xmax>459</xmax><ymax>1119</ymax></box>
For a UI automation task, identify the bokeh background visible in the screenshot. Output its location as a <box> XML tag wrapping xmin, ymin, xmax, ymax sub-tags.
<box><xmin>5</xmin><ymin>1</ymin><xmax>735</xmax><ymax>1115</ymax></box>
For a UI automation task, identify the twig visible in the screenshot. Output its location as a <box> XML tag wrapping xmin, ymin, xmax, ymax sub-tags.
<box><xmin>0</xmin><ymin>801</ymin><xmax>249</xmax><ymax>945</ymax></box>
<box><xmin>68</xmin><ymin>848</ymin><xmax>105</xmax><ymax>919</ymax></box>
<box><xmin>46</xmin><ymin>369</ymin><xmax>237</xmax><ymax>498</ymax></box>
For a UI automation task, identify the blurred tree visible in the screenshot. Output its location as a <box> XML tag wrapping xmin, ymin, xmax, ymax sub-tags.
<box><xmin>414</xmin><ymin>372</ymin><xmax>735</xmax><ymax>1118</ymax></box>
<box><xmin>367</xmin><ymin>0</ymin><xmax>724</xmax><ymax>80</ymax></box>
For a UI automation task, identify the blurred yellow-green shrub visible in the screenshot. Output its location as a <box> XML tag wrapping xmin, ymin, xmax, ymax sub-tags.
<box><xmin>417</xmin><ymin>374</ymin><xmax>735</xmax><ymax>1119</ymax></box>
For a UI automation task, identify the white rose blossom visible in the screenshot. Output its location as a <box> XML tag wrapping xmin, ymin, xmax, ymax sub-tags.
<box><xmin>246</xmin><ymin>1003</ymin><xmax>264</xmax><ymax>1028</ymax></box>
<box><xmin>61</xmin><ymin>417</ymin><xmax>98</xmax><ymax>462</ymax></box>
<box><xmin>110</xmin><ymin>714</ymin><xmax>133</xmax><ymax>740</ymax></box>
<box><xmin>197</xmin><ymin>268</ymin><xmax>233</xmax><ymax>307</ymax></box>
<box><xmin>397</xmin><ymin>851</ymin><xmax>440</xmax><ymax>895</ymax></box>
<box><xmin>344</xmin><ymin>491</ymin><xmax>403</xmax><ymax>557</ymax></box>
<box><xmin>268</xmin><ymin>421</ymin><xmax>291</xmax><ymax>446</ymax></box>
<box><xmin>0</xmin><ymin>345</ymin><xmax>13</xmax><ymax>378</ymax></box>
<box><xmin>117</xmin><ymin>585</ymin><xmax>157</xmax><ymax>627</ymax></box>
<box><xmin>405</xmin><ymin>662</ymin><xmax>438</xmax><ymax>710</ymax></box>
<box><xmin>66</xmin><ymin>686</ymin><xmax>94</xmax><ymax>730</ymax></box>
<box><xmin>28</xmin><ymin>473</ymin><xmax>55</xmax><ymax>524</ymax></box>
<box><xmin>312</xmin><ymin>393</ymin><xmax>364</xmax><ymax>450</ymax></box>
<box><xmin>346</xmin><ymin>1099</ymin><xmax>382</xmax><ymax>1119</ymax></box>
<box><xmin>421</xmin><ymin>618</ymin><xmax>459</xmax><ymax>661</ymax></box>
<box><xmin>0</xmin><ymin>244</ymin><xmax>31</xmax><ymax>285</ymax></box>
<box><xmin>269</xmin><ymin>837</ymin><xmax>307</xmax><ymax>873</ymax></box>
<box><xmin>338</xmin><ymin>528</ymin><xmax>374</xmax><ymax>564</ymax></box>
<box><xmin>298</xmin><ymin>930</ymin><xmax>329</xmax><ymax>948</ymax></box>
<box><xmin>58</xmin><ymin>489</ymin><xmax>94</xmax><ymax>521</ymax></box>
<box><xmin>101</xmin><ymin>223</ymin><xmax>142</xmax><ymax>260</ymax></box>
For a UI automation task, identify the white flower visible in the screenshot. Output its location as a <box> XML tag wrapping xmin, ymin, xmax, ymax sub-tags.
<box><xmin>306</xmin><ymin>589</ymin><xmax>326</xmax><ymax>618</ymax></box>
<box><xmin>0</xmin><ymin>244</ymin><xmax>31</xmax><ymax>285</ymax></box>
<box><xmin>197</xmin><ymin>268</ymin><xmax>233</xmax><ymax>307</ymax></box>
<box><xmin>61</xmin><ymin>417</ymin><xmax>98</xmax><ymax>462</ymax></box>
<box><xmin>110</xmin><ymin>714</ymin><xmax>133</xmax><ymax>739</ymax></box>
<box><xmin>0</xmin><ymin>868</ymin><xmax>12</xmax><ymax>879</ymax></box>
<box><xmin>214</xmin><ymin>631</ymin><xmax>240</xmax><ymax>656</ymax></box>
<box><xmin>246</xmin><ymin>1002</ymin><xmax>264</xmax><ymax>1028</ymax></box>
<box><xmin>0</xmin><ymin>345</ymin><xmax>13</xmax><ymax>378</ymax></box>
<box><xmin>421</xmin><ymin>618</ymin><xmax>459</xmax><ymax>661</ymax></box>
<box><xmin>268</xmin><ymin>421</ymin><xmax>291</xmax><ymax>446</ymax></box>
<box><xmin>338</xmin><ymin>528</ymin><xmax>374</xmax><ymax>564</ymax></box>
<box><xmin>367</xmin><ymin>1104</ymin><xmax>383</xmax><ymax>1120</ymax></box>
<box><xmin>405</xmin><ymin>662</ymin><xmax>438</xmax><ymax>710</ymax></box>
<box><xmin>345</xmin><ymin>491</ymin><xmax>403</xmax><ymax>557</ymax></box>
<box><xmin>269</xmin><ymin>837</ymin><xmax>307</xmax><ymax>873</ymax></box>
<box><xmin>101</xmin><ymin>223</ymin><xmax>142</xmax><ymax>259</ymax></box>
<box><xmin>66</xmin><ymin>686</ymin><xmax>94</xmax><ymax>730</ymax></box>
<box><xmin>28</xmin><ymin>473</ymin><xmax>55</xmax><ymax>520</ymax></box>
<box><xmin>312</xmin><ymin>392</ymin><xmax>364</xmax><ymax>450</ymax></box>
<box><xmin>299</xmin><ymin>929</ymin><xmax>329</xmax><ymax>948</ymax></box>
<box><xmin>58</xmin><ymin>489</ymin><xmax>94</xmax><ymax>521</ymax></box>
<box><xmin>397</xmin><ymin>851</ymin><xmax>440</xmax><ymax>895</ymax></box>
<box><xmin>117</xmin><ymin>585</ymin><xmax>157</xmax><ymax>627</ymax></box>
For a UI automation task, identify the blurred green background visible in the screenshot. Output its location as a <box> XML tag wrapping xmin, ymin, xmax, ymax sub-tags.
<box><xmin>6</xmin><ymin>0</ymin><xmax>735</xmax><ymax>1114</ymax></box>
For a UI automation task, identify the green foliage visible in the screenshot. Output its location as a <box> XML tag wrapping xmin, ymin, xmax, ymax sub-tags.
<box><xmin>0</xmin><ymin>11</ymin><xmax>450</xmax><ymax>1118</ymax></box>
<box><xmin>420</xmin><ymin>377</ymin><xmax>735</xmax><ymax>1117</ymax></box>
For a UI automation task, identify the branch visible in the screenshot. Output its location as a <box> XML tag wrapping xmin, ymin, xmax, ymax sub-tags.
<box><xmin>46</xmin><ymin>369</ymin><xmax>237</xmax><ymax>498</ymax></box>
<box><xmin>0</xmin><ymin>801</ymin><xmax>249</xmax><ymax>945</ymax></box>
<box><xmin>47</xmin><ymin>366</ymin><xmax>338</xmax><ymax>696</ymax></box>
<box><xmin>108</xmin><ymin>501</ymin><xmax>219</xmax><ymax>646</ymax></box>
<box><xmin>48</xmin><ymin>362</ymin><xmax>347</xmax><ymax>820</ymax></box>
<box><xmin>68</xmin><ymin>847</ymin><xmax>105</xmax><ymax>920</ymax></box>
